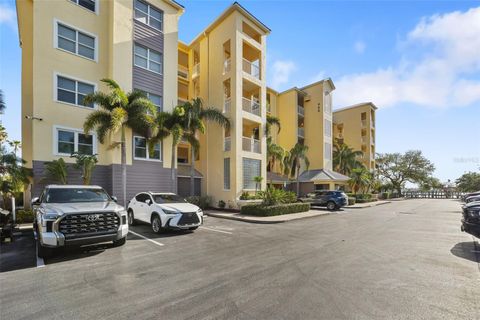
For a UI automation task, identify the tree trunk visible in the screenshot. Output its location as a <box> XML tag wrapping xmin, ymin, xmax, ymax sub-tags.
<box><xmin>121</xmin><ymin>127</ymin><xmax>127</xmax><ymax>207</ymax></box>
<box><xmin>296</xmin><ymin>163</ymin><xmax>300</xmax><ymax>196</ymax></box>
<box><xmin>171</xmin><ymin>142</ymin><xmax>176</xmax><ymax>194</ymax></box>
<box><xmin>190</xmin><ymin>146</ymin><xmax>195</xmax><ymax>197</ymax></box>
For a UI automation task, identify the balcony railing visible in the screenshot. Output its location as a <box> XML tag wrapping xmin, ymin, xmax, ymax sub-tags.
<box><xmin>371</xmin><ymin>119</ymin><xmax>375</xmax><ymax>128</ymax></box>
<box><xmin>242</xmin><ymin>137</ymin><xmax>261</xmax><ymax>153</ymax></box>
<box><xmin>192</xmin><ymin>63</ymin><xmax>200</xmax><ymax>78</ymax></box>
<box><xmin>361</xmin><ymin>119</ymin><xmax>367</xmax><ymax>127</ymax></box>
<box><xmin>224</xmin><ymin>137</ymin><xmax>231</xmax><ymax>152</ymax></box>
<box><xmin>223</xmin><ymin>59</ymin><xmax>231</xmax><ymax>74</ymax></box>
<box><xmin>224</xmin><ymin>97</ymin><xmax>231</xmax><ymax>115</ymax></box>
<box><xmin>178</xmin><ymin>65</ymin><xmax>188</xmax><ymax>79</ymax></box>
<box><xmin>361</xmin><ymin>136</ymin><xmax>367</xmax><ymax>144</ymax></box>
<box><xmin>297</xmin><ymin>105</ymin><xmax>304</xmax><ymax>116</ymax></box>
<box><xmin>242</xmin><ymin>97</ymin><xmax>261</xmax><ymax>116</ymax></box>
<box><xmin>242</xmin><ymin>58</ymin><xmax>260</xmax><ymax>80</ymax></box>
<box><xmin>298</xmin><ymin>127</ymin><xmax>305</xmax><ymax>137</ymax></box>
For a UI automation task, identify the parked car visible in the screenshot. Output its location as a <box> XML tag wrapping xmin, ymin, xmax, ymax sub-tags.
<box><xmin>299</xmin><ymin>190</ymin><xmax>348</xmax><ymax>210</ymax></box>
<box><xmin>461</xmin><ymin>201</ymin><xmax>480</xmax><ymax>238</ymax></box>
<box><xmin>465</xmin><ymin>195</ymin><xmax>480</xmax><ymax>203</ymax></box>
<box><xmin>462</xmin><ymin>191</ymin><xmax>480</xmax><ymax>202</ymax></box>
<box><xmin>32</xmin><ymin>185</ymin><xmax>128</xmax><ymax>258</ymax></box>
<box><xmin>127</xmin><ymin>192</ymin><xmax>203</xmax><ymax>233</ymax></box>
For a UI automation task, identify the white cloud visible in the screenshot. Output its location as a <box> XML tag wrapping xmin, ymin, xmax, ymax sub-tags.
<box><xmin>335</xmin><ymin>6</ymin><xmax>480</xmax><ymax>109</ymax></box>
<box><xmin>354</xmin><ymin>40</ymin><xmax>366</xmax><ymax>54</ymax></box>
<box><xmin>270</xmin><ymin>60</ymin><xmax>297</xmax><ymax>89</ymax></box>
<box><xmin>0</xmin><ymin>4</ymin><xmax>16</xmax><ymax>30</ymax></box>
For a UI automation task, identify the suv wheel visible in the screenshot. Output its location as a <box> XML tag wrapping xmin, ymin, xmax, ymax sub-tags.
<box><xmin>127</xmin><ymin>210</ymin><xmax>135</xmax><ymax>226</ymax></box>
<box><xmin>151</xmin><ymin>215</ymin><xmax>163</xmax><ymax>234</ymax></box>
<box><xmin>113</xmin><ymin>237</ymin><xmax>126</xmax><ymax>247</ymax></box>
<box><xmin>326</xmin><ymin>201</ymin><xmax>337</xmax><ymax>211</ymax></box>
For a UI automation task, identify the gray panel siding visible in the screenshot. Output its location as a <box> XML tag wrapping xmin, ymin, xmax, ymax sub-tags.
<box><xmin>31</xmin><ymin>161</ymin><xmax>112</xmax><ymax>198</ymax></box>
<box><xmin>133</xmin><ymin>20</ymin><xmax>163</xmax><ymax>96</ymax></box>
<box><xmin>177</xmin><ymin>177</ymin><xmax>201</xmax><ymax>197</ymax></box>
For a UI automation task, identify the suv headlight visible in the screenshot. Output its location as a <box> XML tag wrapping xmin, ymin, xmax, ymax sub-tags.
<box><xmin>197</xmin><ymin>209</ymin><xmax>203</xmax><ymax>215</ymax></box>
<box><xmin>467</xmin><ymin>209</ymin><xmax>480</xmax><ymax>218</ymax></box>
<box><xmin>163</xmin><ymin>209</ymin><xmax>178</xmax><ymax>215</ymax></box>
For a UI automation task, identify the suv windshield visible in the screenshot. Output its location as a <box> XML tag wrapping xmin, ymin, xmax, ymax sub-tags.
<box><xmin>45</xmin><ymin>188</ymin><xmax>111</xmax><ymax>203</ymax></box>
<box><xmin>153</xmin><ymin>194</ymin><xmax>186</xmax><ymax>204</ymax></box>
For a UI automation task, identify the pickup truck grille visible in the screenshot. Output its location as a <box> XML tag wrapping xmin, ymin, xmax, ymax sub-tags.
<box><xmin>178</xmin><ymin>212</ymin><xmax>200</xmax><ymax>226</ymax></box>
<box><xmin>59</xmin><ymin>212</ymin><xmax>119</xmax><ymax>239</ymax></box>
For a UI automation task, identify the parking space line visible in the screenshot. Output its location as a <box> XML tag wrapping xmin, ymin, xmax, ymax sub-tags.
<box><xmin>199</xmin><ymin>226</ymin><xmax>233</xmax><ymax>235</ymax></box>
<box><xmin>128</xmin><ymin>230</ymin><xmax>165</xmax><ymax>247</ymax></box>
<box><xmin>36</xmin><ymin>247</ymin><xmax>45</xmax><ymax>268</ymax></box>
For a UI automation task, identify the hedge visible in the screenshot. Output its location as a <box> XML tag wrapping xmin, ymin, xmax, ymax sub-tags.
<box><xmin>355</xmin><ymin>198</ymin><xmax>378</xmax><ymax>204</ymax></box>
<box><xmin>240</xmin><ymin>203</ymin><xmax>310</xmax><ymax>217</ymax></box>
<box><xmin>16</xmin><ymin>210</ymin><xmax>35</xmax><ymax>224</ymax></box>
<box><xmin>348</xmin><ymin>197</ymin><xmax>356</xmax><ymax>205</ymax></box>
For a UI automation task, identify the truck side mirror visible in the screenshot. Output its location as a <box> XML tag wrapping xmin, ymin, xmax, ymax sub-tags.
<box><xmin>31</xmin><ymin>197</ymin><xmax>40</xmax><ymax>206</ymax></box>
<box><xmin>111</xmin><ymin>196</ymin><xmax>118</xmax><ymax>202</ymax></box>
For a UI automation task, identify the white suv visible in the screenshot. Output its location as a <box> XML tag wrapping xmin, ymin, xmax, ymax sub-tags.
<box><xmin>127</xmin><ymin>192</ymin><xmax>203</xmax><ymax>233</ymax></box>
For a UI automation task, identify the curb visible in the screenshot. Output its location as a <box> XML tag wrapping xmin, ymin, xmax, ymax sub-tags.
<box><xmin>346</xmin><ymin>201</ymin><xmax>392</xmax><ymax>209</ymax></box>
<box><xmin>205</xmin><ymin>211</ymin><xmax>331</xmax><ymax>224</ymax></box>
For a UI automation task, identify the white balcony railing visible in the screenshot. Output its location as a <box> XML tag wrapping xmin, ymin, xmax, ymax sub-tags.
<box><xmin>371</xmin><ymin>118</ymin><xmax>375</xmax><ymax>128</ymax></box>
<box><xmin>298</xmin><ymin>127</ymin><xmax>305</xmax><ymax>137</ymax></box>
<box><xmin>224</xmin><ymin>97</ymin><xmax>231</xmax><ymax>115</ymax></box>
<box><xmin>178</xmin><ymin>65</ymin><xmax>188</xmax><ymax>79</ymax></box>
<box><xmin>223</xmin><ymin>58</ymin><xmax>231</xmax><ymax>74</ymax></box>
<box><xmin>297</xmin><ymin>105</ymin><xmax>304</xmax><ymax>116</ymax></box>
<box><xmin>242</xmin><ymin>97</ymin><xmax>261</xmax><ymax>116</ymax></box>
<box><xmin>224</xmin><ymin>137</ymin><xmax>231</xmax><ymax>152</ymax></box>
<box><xmin>242</xmin><ymin>137</ymin><xmax>261</xmax><ymax>153</ymax></box>
<box><xmin>361</xmin><ymin>119</ymin><xmax>367</xmax><ymax>127</ymax></box>
<box><xmin>192</xmin><ymin>63</ymin><xmax>200</xmax><ymax>78</ymax></box>
<box><xmin>242</xmin><ymin>58</ymin><xmax>260</xmax><ymax>80</ymax></box>
<box><xmin>361</xmin><ymin>136</ymin><xmax>367</xmax><ymax>144</ymax></box>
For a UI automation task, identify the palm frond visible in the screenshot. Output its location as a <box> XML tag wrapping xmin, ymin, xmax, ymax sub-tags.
<box><xmin>83</xmin><ymin>91</ymin><xmax>114</xmax><ymax>111</ymax></box>
<box><xmin>83</xmin><ymin>110</ymin><xmax>112</xmax><ymax>143</ymax></box>
<box><xmin>100</xmin><ymin>78</ymin><xmax>121</xmax><ymax>90</ymax></box>
<box><xmin>200</xmin><ymin>107</ymin><xmax>231</xmax><ymax>130</ymax></box>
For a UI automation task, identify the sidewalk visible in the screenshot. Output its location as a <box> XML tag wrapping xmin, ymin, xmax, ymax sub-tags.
<box><xmin>346</xmin><ymin>200</ymin><xmax>391</xmax><ymax>209</ymax></box>
<box><xmin>205</xmin><ymin>209</ymin><xmax>331</xmax><ymax>224</ymax></box>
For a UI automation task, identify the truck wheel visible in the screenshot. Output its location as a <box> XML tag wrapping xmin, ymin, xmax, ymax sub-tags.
<box><xmin>37</xmin><ymin>240</ymin><xmax>53</xmax><ymax>259</ymax></box>
<box><xmin>127</xmin><ymin>210</ymin><xmax>135</xmax><ymax>226</ymax></box>
<box><xmin>151</xmin><ymin>215</ymin><xmax>163</xmax><ymax>234</ymax></box>
<box><xmin>113</xmin><ymin>237</ymin><xmax>126</xmax><ymax>247</ymax></box>
<box><xmin>327</xmin><ymin>201</ymin><xmax>337</xmax><ymax>211</ymax></box>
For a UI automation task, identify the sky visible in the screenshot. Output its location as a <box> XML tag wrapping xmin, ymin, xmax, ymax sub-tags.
<box><xmin>1</xmin><ymin>0</ymin><xmax>479</xmax><ymax>182</ymax></box>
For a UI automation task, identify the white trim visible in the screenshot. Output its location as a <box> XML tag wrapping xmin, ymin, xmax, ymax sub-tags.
<box><xmin>133</xmin><ymin>43</ymin><xmax>163</xmax><ymax>75</ymax></box>
<box><xmin>134</xmin><ymin>0</ymin><xmax>163</xmax><ymax>32</ymax></box>
<box><xmin>53</xmin><ymin>18</ymin><xmax>98</xmax><ymax>62</ymax></box>
<box><xmin>68</xmin><ymin>0</ymin><xmax>99</xmax><ymax>15</ymax></box>
<box><xmin>133</xmin><ymin>135</ymin><xmax>162</xmax><ymax>162</ymax></box>
<box><xmin>53</xmin><ymin>125</ymin><xmax>97</xmax><ymax>156</ymax></box>
<box><xmin>53</xmin><ymin>71</ymin><xmax>97</xmax><ymax>109</ymax></box>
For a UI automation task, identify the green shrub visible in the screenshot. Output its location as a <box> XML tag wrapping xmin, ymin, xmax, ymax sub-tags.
<box><xmin>239</xmin><ymin>192</ymin><xmax>263</xmax><ymax>200</ymax></box>
<box><xmin>355</xmin><ymin>198</ymin><xmax>378</xmax><ymax>204</ymax></box>
<box><xmin>261</xmin><ymin>187</ymin><xmax>297</xmax><ymax>206</ymax></box>
<box><xmin>186</xmin><ymin>196</ymin><xmax>212</xmax><ymax>209</ymax></box>
<box><xmin>348</xmin><ymin>197</ymin><xmax>356</xmax><ymax>205</ymax></box>
<box><xmin>16</xmin><ymin>209</ymin><xmax>34</xmax><ymax>224</ymax></box>
<box><xmin>240</xmin><ymin>203</ymin><xmax>310</xmax><ymax>216</ymax></box>
<box><xmin>218</xmin><ymin>200</ymin><xmax>226</xmax><ymax>209</ymax></box>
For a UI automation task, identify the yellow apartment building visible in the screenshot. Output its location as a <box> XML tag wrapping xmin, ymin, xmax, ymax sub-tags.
<box><xmin>333</xmin><ymin>102</ymin><xmax>377</xmax><ymax>170</ymax></box>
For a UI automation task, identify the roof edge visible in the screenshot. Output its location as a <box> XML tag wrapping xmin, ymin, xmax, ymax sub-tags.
<box><xmin>333</xmin><ymin>102</ymin><xmax>378</xmax><ymax>113</ymax></box>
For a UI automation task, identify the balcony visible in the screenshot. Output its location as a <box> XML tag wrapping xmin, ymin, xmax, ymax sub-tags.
<box><xmin>297</xmin><ymin>105</ymin><xmax>304</xmax><ymax>116</ymax></box>
<box><xmin>242</xmin><ymin>137</ymin><xmax>261</xmax><ymax>153</ymax></box>
<box><xmin>192</xmin><ymin>63</ymin><xmax>200</xmax><ymax>78</ymax></box>
<box><xmin>371</xmin><ymin>152</ymin><xmax>375</xmax><ymax>160</ymax></box>
<box><xmin>361</xmin><ymin>136</ymin><xmax>367</xmax><ymax>144</ymax></box>
<box><xmin>224</xmin><ymin>97</ymin><xmax>231</xmax><ymax>115</ymax></box>
<box><xmin>223</xmin><ymin>59</ymin><xmax>231</xmax><ymax>74</ymax></box>
<box><xmin>224</xmin><ymin>137</ymin><xmax>231</xmax><ymax>152</ymax></box>
<box><xmin>243</xmin><ymin>59</ymin><xmax>260</xmax><ymax>80</ymax></box>
<box><xmin>298</xmin><ymin>127</ymin><xmax>305</xmax><ymax>137</ymax></box>
<box><xmin>361</xmin><ymin>119</ymin><xmax>367</xmax><ymax>127</ymax></box>
<box><xmin>242</xmin><ymin>97</ymin><xmax>261</xmax><ymax>116</ymax></box>
<box><xmin>178</xmin><ymin>65</ymin><xmax>188</xmax><ymax>79</ymax></box>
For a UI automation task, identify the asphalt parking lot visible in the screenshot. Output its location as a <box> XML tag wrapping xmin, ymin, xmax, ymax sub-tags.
<box><xmin>0</xmin><ymin>199</ymin><xmax>479</xmax><ymax>320</ymax></box>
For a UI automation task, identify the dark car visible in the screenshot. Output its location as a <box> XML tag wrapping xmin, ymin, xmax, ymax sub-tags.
<box><xmin>299</xmin><ymin>190</ymin><xmax>348</xmax><ymax>211</ymax></box>
<box><xmin>461</xmin><ymin>201</ymin><xmax>480</xmax><ymax>238</ymax></box>
<box><xmin>462</xmin><ymin>191</ymin><xmax>480</xmax><ymax>202</ymax></box>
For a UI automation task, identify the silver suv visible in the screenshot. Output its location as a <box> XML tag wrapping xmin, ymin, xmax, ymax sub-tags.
<box><xmin>33</xmin><ymin>185</ymin><xmax>128</xmax><ymax>258</ymax></box>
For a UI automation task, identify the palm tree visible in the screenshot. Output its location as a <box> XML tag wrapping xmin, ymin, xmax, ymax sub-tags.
<box><xmin>267</xmin><ymin>137</ymin><xmax>285</xmax><ymax>172</ymax></box>
<box><xmin>83</xmin><ymin>79</ymin><xmax>155</xmax><ymax>206</ymax></box>
<box><xmin>333</xmin><ymin>140</ymin><xmax>364</xmax><ymax>175</ymax></box>
<box><xmin>44</xmin><ymin>158</ymin><xmax>68</xmax><ymax>184</ymax></box>
<box><xmin>348</xmin><ymin>167</ymin><xmax>371</xmax><ymax>194</ymax></box>
<box><xmin>253</xmin><ymin>176</ymin><xmax>263</xmax><ymax>194</ymax></box>
<box><xmin>286</xmin><ymin>143</ymin><xmax>310</xmax><ymax>195</ymax></box>
<box><xmin>265</xmin><ymin>115</ymin><xmax>281</xmax><ymax>137</ymax></box>
<box><xmin>71</xmin><ymin>153</ymin><xmax>98</xmax><ymax>185</ymax></box>
<box><xmin>8</xmin><ymin>140</ymin><xmax>21</xmax><ymax>156</ymax></box>
<box><xmin>181</xmin><ymin>98</ymin><xmax>230</xmax><ymax>196</ymax></box>
<box><xmin>0</xmin><ymin>89</ymin><xmax>5</xmax><ymax>115</ymax></box>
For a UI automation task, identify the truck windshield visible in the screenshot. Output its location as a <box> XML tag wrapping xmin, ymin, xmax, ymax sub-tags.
<box><xmin>153</xmin><ymin>194</ymin><xmax>186</xmax><ymax>204</ymax></box>
<box><xmin>45</xmin><ymin>188</ymin><xmax>111</xmax><ymax>203</ymax></box>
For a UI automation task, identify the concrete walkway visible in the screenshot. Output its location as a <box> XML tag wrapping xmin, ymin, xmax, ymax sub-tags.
<box><xmin>347</xmin><ymin>200</ymin><xmax>391</xmax><ymax>209</ymax></box>
<box><xmin>205</xmin><ymin>209</ymin><xmax>331</xmax><ymax>224</ymax></box>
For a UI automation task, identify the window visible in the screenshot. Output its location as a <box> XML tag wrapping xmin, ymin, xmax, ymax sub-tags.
<box><xmin>55</xmin><ymin>127</ymin><xmax>95</xmax><ymax>155</ymax></box>
<box><xmin>324</xmin><ymin>142</ymin><xmax>332</xmax><ymax>160</ymax></box>
<box><xmin>134</xmin><ymin>136</ymin><xmax>161</xmax><ymax>161</ymax></box>
<box><xmin>324</xmin><ymin>119</ymin><xmax>331</xmax><ymax>137</ymax></box>
<box><xmin>147</xmin><ymin>92</ymin><xmax>162</xmax><ymax>113</ymax></box>
<box><xmin>324</xmin><ymin>91</ymin><xmax>332</xmax><ymax>114</ymax></box>
<box><xmin>135</xmin><ymin>193</ymin><xmax>151</xmax><ymax>203</ymax></box>
<box><xmin>224</xmin><ymin>158</ymin><xmax>230</xmax><ymax>190</ymax></box>
<box><xmin>56</xmin><ymin>22</ymin><xmax>96</xmax><ymax>60</ymax></box>
<box><xmin>243</xmin><ymin>158</ymin><xmax>261</xmax><ymax>189</ymax></box>
<box><xmin>56</xmin><ymin>75</ymin><xmax>95</xmax><ymax>107</ymax></box>
<box><xmin>69</xmin><ymin>0</ymin><xmax>96</xmax><ymax>12</ymax></box>
<box><xmin>134</xmin><ymin>0</ymin><xmax>163</xmax><ymax>31</ymax></box>
<box><xmin>134</xmin><ymin>43</ymin><xmax>162</xmax><ymax>74</ymax></box>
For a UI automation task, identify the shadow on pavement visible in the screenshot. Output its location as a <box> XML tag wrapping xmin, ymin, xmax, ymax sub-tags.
<box><xmin>44</xmin><ymin>243</ymin><xmax>108</xmax><ymax>265</ymax></box>
<box><xmin>450</xmin><ymin>241</ymin><xmax>480</xmax><ymax>263</ymax></box>
<box><xmin>0</xmin><ymin>231</ymin><xmax>37</xmax><ymax>273</ymax></box>
<box><xmin>129</xmin><ymin>223</ymin><xmax>194</xmax><ymax>240</ymax></box>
